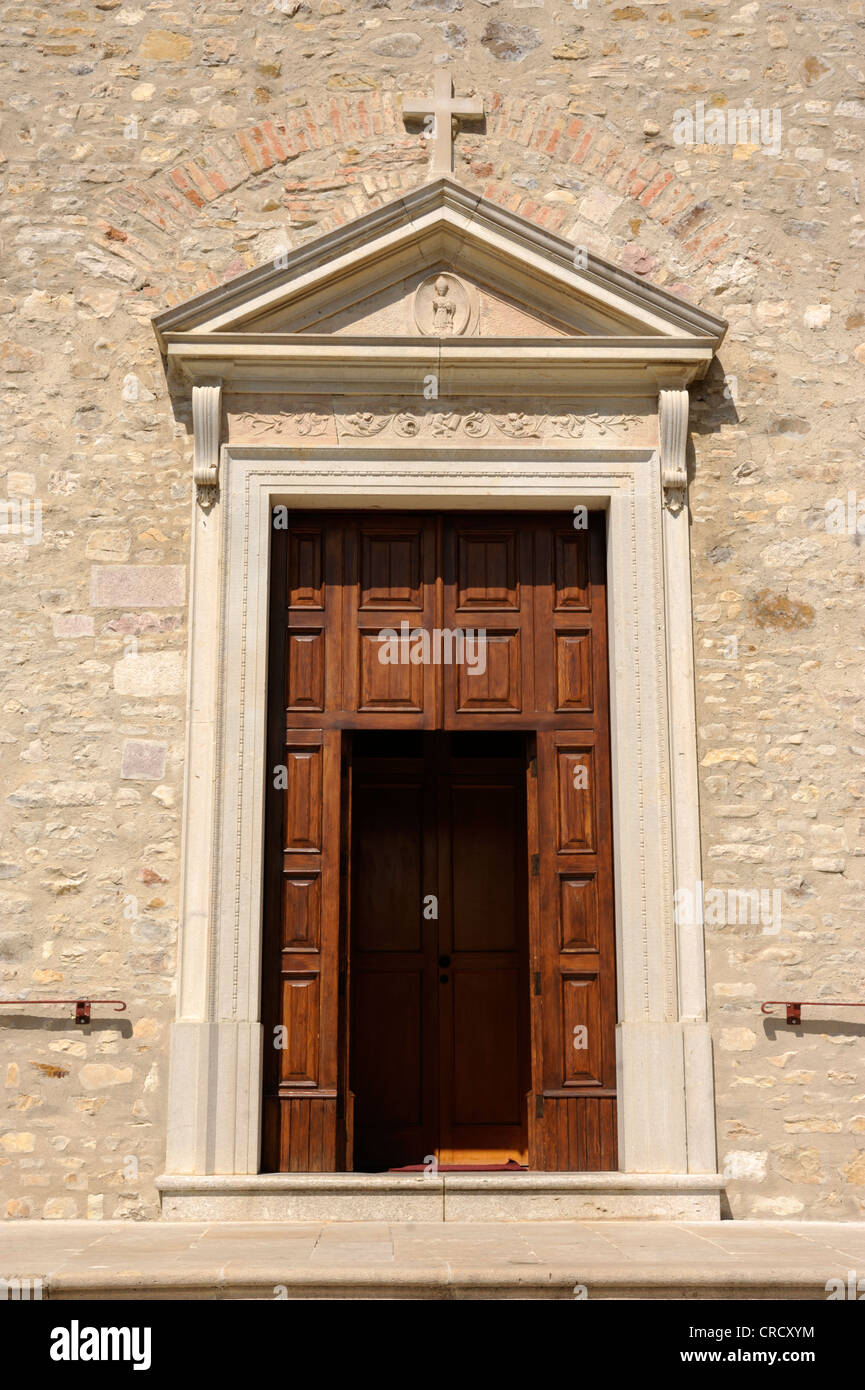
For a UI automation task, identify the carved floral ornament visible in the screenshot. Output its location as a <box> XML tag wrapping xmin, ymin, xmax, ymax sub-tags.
<box><xmin>228</xmin><ymin>404</ymin><xmax>650</xmax><ymax>443</ymax></box>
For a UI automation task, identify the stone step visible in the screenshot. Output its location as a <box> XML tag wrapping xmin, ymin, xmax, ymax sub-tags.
<box><xmin>34</xmin><ymin>1268</ymin><xmax>836</xmax><ymax>1302</ymax></box>
<box><xmin>156</xmin><ymin>1171</ymin><xmax>725</xmax><ymax>1222</ymax></box>
<box><xmin>3</xmin><ymin>1217</ymin><xmax>858</xmax><ymax>1302</ymax></box>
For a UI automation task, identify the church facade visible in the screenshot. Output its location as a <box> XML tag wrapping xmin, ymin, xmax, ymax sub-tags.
<box><xmin>2</xmin><ymin>7</ymin><xmax>864</xmax><ymax>1225</ymax></box>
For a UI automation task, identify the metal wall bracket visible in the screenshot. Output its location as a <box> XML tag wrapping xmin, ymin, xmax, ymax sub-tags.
<box><xmin>0</xmin><ymin>999</ymin><xmax>127</xmax><ymax>1025</ymax></box>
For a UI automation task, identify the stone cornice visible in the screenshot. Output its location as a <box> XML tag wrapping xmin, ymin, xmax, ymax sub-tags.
<box><xmin>165</xmin><ymin>334</ymin><xmax>715</xmax><ymax>396</ymax></box>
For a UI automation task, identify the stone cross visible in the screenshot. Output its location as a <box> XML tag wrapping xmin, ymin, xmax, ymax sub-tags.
<box><xmin>403</xmin><ymin>71</ymin><xmax>484</xmax><ymax>177</ymax></box>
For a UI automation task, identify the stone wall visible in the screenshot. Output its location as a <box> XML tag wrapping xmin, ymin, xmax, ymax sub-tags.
<box><xmin>1</xmin><ymin>0</ymin><xmax>864</xmax><ymax>1220</ymax></box>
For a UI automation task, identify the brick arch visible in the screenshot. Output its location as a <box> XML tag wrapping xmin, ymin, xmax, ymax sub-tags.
<box><xmin>95</xmin><ymin>92</ymin><xmax>742</xmax><ymax>307</ymax></box>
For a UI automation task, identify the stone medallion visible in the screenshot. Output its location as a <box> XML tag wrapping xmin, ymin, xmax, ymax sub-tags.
<box><xmin>413</xmin><ymin>272</ymin><xmax>476</xmax><ymax>336</ymax></box>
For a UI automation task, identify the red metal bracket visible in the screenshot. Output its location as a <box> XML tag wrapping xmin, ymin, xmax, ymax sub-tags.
<box><xmin>0</xmin><ymin>999</ymin><xmax>127</xmax><ymax>1025</ymax></box>
<box><xmin>761</xmin><ymin>1001</ymin><xmax>865</xmax><ymax>1026</ymax></box>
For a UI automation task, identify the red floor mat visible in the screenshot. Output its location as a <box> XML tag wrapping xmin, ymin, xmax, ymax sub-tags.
<box><xmin>387</xmin><ymin>1159</ymin><xmax>527</xmax><ymax>1172</ymax></box>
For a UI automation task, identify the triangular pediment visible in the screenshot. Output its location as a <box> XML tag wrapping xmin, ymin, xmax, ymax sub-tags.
<box><xmin>269</xmin><ymin>270</ymin><xmax>576</xmax><ymax>339</ymax></box>
<box><xmin>153</xmin><ymin>178</ymin><xmax>727</xmax><ymax>353</ymax></box>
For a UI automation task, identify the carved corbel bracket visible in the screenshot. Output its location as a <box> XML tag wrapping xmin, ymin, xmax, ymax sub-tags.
<box><xmin>659</xmin><ymin>388</ymin><xmax>689</xmax><ymax>512</ymax></box>
<box><xmin>192</xmin><ymin>378</ymin><xmax>222</xmax><ymax>505</ymax></box>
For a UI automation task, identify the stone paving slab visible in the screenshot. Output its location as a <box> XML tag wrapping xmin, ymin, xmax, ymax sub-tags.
<box><xmin>1</xmin><ymin>1220</ymin><xmax>861</xmax><ymax>1300</ymax></box>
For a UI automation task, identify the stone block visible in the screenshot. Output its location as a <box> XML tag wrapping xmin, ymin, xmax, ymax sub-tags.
<box><xmin>78</xmin><ymin>1065</ymin><xmax>134</xmax><ymax>1090</ymax></box>
<box><xmin>121</xmin><ymin>739</ymin><xmax>168</xmax><ymax>781</ymax></box>
<box><xmin>52</xmin><ymin>614</ymin><xmax>94</xmax><ymax>638</ymax></box>
<box><xmin>90</xmin><ymin>565</ymin><xmax>186</xmax><ymax>608</ymax></box>
<box><xmin>113</xmin><ymin>651</ymin><xmax>185</xmax><ymax>696</ymax></box>
<box><xmin>138</xmin><ymin>30</ymin><xmax>193</xmax><ymax>61</ymax></box>
<box><xmin>7</xmin><ymin>782</ymin><xmax>111</xmax><ymax>808</ymax></box>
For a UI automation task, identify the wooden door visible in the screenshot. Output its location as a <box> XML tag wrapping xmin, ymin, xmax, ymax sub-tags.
<box><xmin>260</xmin><ymin>726</ymin><xmax>347</xmax><ymax>1171</ymax></box>
<box><xmin>263</xmin><ymin>510</ymin><xmax>616</xmax><ymax>1173</ymax></box>
<box><xmin>348</xmin><ymin>739</ymin><xmax>438</xmax><ymax>1171</ymax></box>
<box><xmin>350</xmin><ymin>734</ymin><xmax>529</xmax><ymax>1170</ymax></box>
<box><xmin>437</xmin><ymin>744</ymin><xmax>530</xmax><ymax>1164</ymax></box>
<box><xmin>526</xmin><ymin>518</ymin><xmax>618</xmax><ymax>1170</ymax></box>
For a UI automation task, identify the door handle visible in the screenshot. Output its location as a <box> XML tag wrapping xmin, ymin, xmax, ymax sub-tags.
<box><xmin>438</xmin><ymin>954</ymin><xmax>451</xmax><ymax>968</ymax></box>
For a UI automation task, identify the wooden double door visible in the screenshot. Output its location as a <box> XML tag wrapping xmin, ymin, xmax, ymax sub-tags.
<box><xmin>350</xmin><ymin>733</ymin><xmax>530</xmax><ymax>1171</ymax></box>
<box><xmin>261</xmin><ymin>510</ymin><xmax>618</xmax><ymax>1173</ymax></box>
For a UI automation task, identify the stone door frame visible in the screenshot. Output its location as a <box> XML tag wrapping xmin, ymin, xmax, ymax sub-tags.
<box><xmin>160</xmin><ymin>427</ymin><xmax>720</xmax><ymax>1202</ymax></box>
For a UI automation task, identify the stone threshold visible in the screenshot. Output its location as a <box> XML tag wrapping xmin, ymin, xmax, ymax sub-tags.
<box><xmin>156</xmin><ymin>1172</ymin><xmax>724</xmax><ymax>1222</ymax></box>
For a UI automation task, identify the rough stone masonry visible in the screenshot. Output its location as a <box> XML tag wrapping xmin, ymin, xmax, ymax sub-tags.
<box><xmin>1</xmin><ymin>0</ymin><xmax>864</xmax><ymax>1221</ymax></box>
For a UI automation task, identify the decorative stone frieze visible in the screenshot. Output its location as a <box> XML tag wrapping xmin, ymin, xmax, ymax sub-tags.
<box><xmin>224</xmin><ymin>397</ymin><xmax>658</xmax><ymax>447</ymax></box>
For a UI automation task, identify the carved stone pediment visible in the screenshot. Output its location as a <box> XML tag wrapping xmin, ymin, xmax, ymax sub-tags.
<box><xmin>153</xmin><ymin>178</ymin><xmax>725</xmax><ymax>501</ymax></box>
<box><xmin>154</xmin><ymin>178</ymin><xmax>727</xmax><ymax>354</ymax></box>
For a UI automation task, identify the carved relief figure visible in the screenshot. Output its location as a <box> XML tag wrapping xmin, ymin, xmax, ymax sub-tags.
<box><xmin>431</xmin><ymin>276</ymin><xmax>457</xmax><ymax>334</ymax></box>
<box><xmin>413</xmin><ymin>272</ymin><xmax>474</xmax><ymax>336</ymax></box>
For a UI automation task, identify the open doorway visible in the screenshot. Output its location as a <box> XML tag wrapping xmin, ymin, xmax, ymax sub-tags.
<box><xmin>348</xmin><ymin>731</ymin><xmax>531</xmax><ymax>1172</ymax></box>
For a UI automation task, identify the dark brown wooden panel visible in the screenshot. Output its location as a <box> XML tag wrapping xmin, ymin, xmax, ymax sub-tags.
<box><xmin>359</xmin><ymin>525</ymin><xmax>423</xmax><ymax>610</ymax></box>
<box><xmin>558</xmin><ymin>873</ymin><xmax>599</xmax><ymax>953</ymax></box>
<box><xmin>352</xmin><ymin>779</ymin><xmax>423</xmax><ymax>953</ymax></box>
<box><xmin>451</xmin><ymin>966</ymin><xmax>524</xmax><ymax>1127</ymax></box>
<box><xmin>356</xmin><ymin>628</ymin><xmax>426</xmax><ymax>713</ymax></box>
<box><xmin>287</xmin><ymin>525</ymin><xmax>324</xmax><ymax>609</ymax></box>
<box><xmin>450</xmin><ymin>781</ymin><xmax>519</xmax><ymax>952</ymax></box>
<box><xmin>555</xmin><ymin>742</ymin><xmax>597</xmax><ymax>853</ymax></box>
<box><xmin>529</xmin><ymin>1095</ymin><xmax>618</xmax><ymax>1173</ymax></box>
<box><xmin>281</xmin><ymin>873</ymin><xmax>321</xmax><ymax>951</ymax></box>
<box><xmin>286</xmin><ymin>631</ymin><xmax>325</xmax><ymax>712</ymax></box>
<box><xmin>344</xmin><ymin>516</ymin><xmax>438</xmax><ymax>726</ymax></box>
<box><xmin>531</xmin><ymin>514</ymin><xmax>604</xmax><ymax>729</ymax></box>
<box><xmin>264</xmin><ymin>1095</ymin><xmax>339</xmax><ymax>1172</ymax></box>
<box><xmin>554</xmin><ymin>630</ymin><xmax>593</xmax><ymax>712</ymax></box>
<box><xmin>560</xmin><ymin>972</ymin><xmax>604</xmax><ymax>1087</ymax></box>
<box><xmin>455</xmin><ymin>527</ymin><xmax>520</xmax><ymax>611</ymax></box>
<box><xmin>454</xmin><ymin>629</ymin><xmax>522</xmax><ymax>715</ymax></box>
<box><xmin>282</xmin><ymin>743</ymin><xmax>322</xmax><ymax>852</ymax></box>
<box><xmin>278</xmin><ymin>975</ymin><xmax>319</xmax><ymax>1087</ymax></box>
<box><xmin>553</xmin><ymin>529</ymin><xmax>591</xmax><ymax>611</ymax></box>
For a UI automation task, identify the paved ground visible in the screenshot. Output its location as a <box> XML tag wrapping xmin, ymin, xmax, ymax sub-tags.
<box><xmin>3</xmin><ymin>1220</ymin><xmax>865</xmax><ymax>1299</ymax></box>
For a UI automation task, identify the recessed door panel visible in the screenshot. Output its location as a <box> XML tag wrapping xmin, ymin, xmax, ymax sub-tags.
<box><xmin>283</xmin><ymin>745</ymin><xmax>322</xmax><ymax>852</ymax></box>
<box><xmin>359</xmin><ymin>526</ymin><xmax>424</xmax><ymax>610</ymax></box>
<box><xmin>553</xmin><ymin>530</ymin><xmax>591</xmax><ymax>611</ymax></box>
<box><xmin>352</xmin><ymin>781</ymin><xmax>423</xmax><ymax>953</ymax></box>
<box><xmin>281</xmin><ymin>873</ymin><xmax>321</xmax><ymax>952</ymax></box>
<box><xmin>455</xmin><ymin>630</ymin><xmax>522</xmax><ymax>714</ymax></box>
<box><xmin>286</xmin><ymin>631</ymin><xmax>325</xmax><ymax>712</ymax></box>
<box><xmin>287</xmin><ymin>526</ymin><xmax>324</xmax><ymax>609</ymax></box>
<box><xmin>555</xmin><ymin>744</ymin><xmax>597</xmax><ymax>853</ymax></box>
<box><xmin>450</xmin><ymin>782</ymin><xmax>518</xmax><ymax>952</ymax></box>
<box><xmin>357</xmin><ymin>629</ymin><xmax>426</xmax><ymax>712</ymax></box>
<box><xmin>455</xmin><ymin>529</ymin><xmax>520</xmax><ymax>611</ymax></box>
<box><xmin>278</xmin><ymin>977</ymin><xmax>319</xmax><ymax>1087</ymax></box>
<box><xmin>452</xmin><ymin>967</ymin><xmax>523</xmax><ymax>1126</ymax></box>
<box><xmin>352</xmin><ymin>970</ymin><xmax>424</xmax><ymax>1129</ymax></box>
